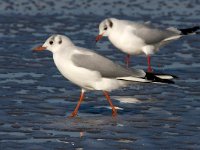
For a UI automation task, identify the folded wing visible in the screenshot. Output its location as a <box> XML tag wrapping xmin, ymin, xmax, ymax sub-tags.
<box><xmin>71</xmin><ymin>50</ymin><xmax>146</xmax><ymax>78</ymax></box>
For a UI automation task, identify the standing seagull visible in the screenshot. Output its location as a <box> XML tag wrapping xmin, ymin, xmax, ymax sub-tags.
<box><xmin>96</xmin><ymin>18</ymin><xmax>200</xmax><ymax>71</ymax></box>
<box><xmin>34</xmin><ymin>34</ymin><xmax>175</xmax><ymax>117</ymax></box>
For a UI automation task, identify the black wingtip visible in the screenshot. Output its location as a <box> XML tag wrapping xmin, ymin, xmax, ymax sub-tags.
<box><xmin>196</xmin><ymin>31</ymin><xmax>200</xmax><ymax>34</ymax></box>
<box><xmin>179</xmin><ymin>26</ymin><xmax>200</xmax><ymax>35</ymax></box>
<box><xmin>145</xmin><ymin>72</ymin><xmax>175</xmax><ymax>84</ymax></box>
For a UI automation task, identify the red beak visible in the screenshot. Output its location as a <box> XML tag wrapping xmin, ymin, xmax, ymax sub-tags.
<box><xmin>95</xmin><ymin>33</ymin><xmax>104</xmax><ymax>42</ymax></box>
<box><xmin>33</xmin><ymin>45</ymin><xmax>46</xmax><ymax>51</ymax></box>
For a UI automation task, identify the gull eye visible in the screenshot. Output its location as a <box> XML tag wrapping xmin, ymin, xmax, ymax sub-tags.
<box><xmin>104</xmin><ymin>26</ymin><xmax>108</xmax><ymax>30</ymax></box>
<box><xmin>49</xmin><ymin>41</ymin><xmax>53</xmax><ymax>45</ymax></box>
<box><xmin>59</xmin><ymin>40</ymin><xmax>62</xmax><ymax>44</ymax></box>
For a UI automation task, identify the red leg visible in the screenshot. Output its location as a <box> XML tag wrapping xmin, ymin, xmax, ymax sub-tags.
<box><xmin>147</xmin><ymin>55</ymin><xmax>153</xmax><ymax>72</ymax></box>
<box><xmin>69</xmin><ymin>90</ymin><xmax>85</xmax><ymax>118</ymax></box>
<box><xmin>125</xmin><ymin>54</ymin><xmax>131</xmax><ymax>68</ymax></box>
<box><xmin>103</xmin><ymin>91</ymin><xmax>117</xmax><ymax>117</ymax></box>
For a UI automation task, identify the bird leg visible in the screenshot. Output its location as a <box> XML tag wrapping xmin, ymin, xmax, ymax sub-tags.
<box><xmin>69</xmin><ymin>90</ymin><xmax>85</xmax><ymax>118</ymax></box>
<box><xmin>147</xmin><ymin>55</ymin><xmax>153</xmax><ymax>72</ymax></box>
<box><xmin>103</xmin><ymin>91</ymin><xmax>117</xmax><ymax>117</ymax></box>
<box><xmin>125</xmin><ymin>54</ymin><xmax>130</xmax><ymax>68</ymax></box>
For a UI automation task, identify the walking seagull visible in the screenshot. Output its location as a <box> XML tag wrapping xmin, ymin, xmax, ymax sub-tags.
<box><xmin>34</xmin><ymin>34</ymin><xmax>175</xmax><ymax>117</ymax></box>
<box><xmin>96</xmin><ymin>18</ymin><xmax>200</xmax><ymax>71</ymax></box>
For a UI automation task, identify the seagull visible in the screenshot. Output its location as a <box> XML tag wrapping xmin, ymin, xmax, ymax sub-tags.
<box><xmin>96</xmin><ymin>18</ymin><xmax>200</xmax><ymax>71</ymax></box>
<box><xmin>34</xmin><ymin>34</ymin><xmax>175</xmax><ymax>117</ymax></box>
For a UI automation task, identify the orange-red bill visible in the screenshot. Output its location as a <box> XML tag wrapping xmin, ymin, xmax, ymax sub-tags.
<box><xmin>33</xmin><ymin>45</ymin><xmax>46</xmax><ymax>51</ymax></box>
<box><xmin>95</xmin><ymin>33</ymin><xmax>104</xmax><ymax>42</ymax></box>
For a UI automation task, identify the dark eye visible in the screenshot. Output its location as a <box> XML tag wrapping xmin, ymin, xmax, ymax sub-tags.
<box><xmin>49</xmin><ymin>41</ymin><xmax>53</xmax><ymax>45</ymax></box>
<box><xmin>104</xmin><ymin>26</ymin><xmax>107</xmax><ymax>30</ymax></box>
<box><xmin>59</xmin><ymin>40</ymin><xmax>62</xmax><ymax>44</ymax></box>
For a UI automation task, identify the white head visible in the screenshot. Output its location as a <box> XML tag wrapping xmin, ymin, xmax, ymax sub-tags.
<box><xmin>34</xmin><ymin>34</ymin><xmax>74</xmax><ymax>53</ymax></box>
<box><xmin>96</xmin><ymin>18</ymin><xmax>114</xmax><ymax>42</ymax></box>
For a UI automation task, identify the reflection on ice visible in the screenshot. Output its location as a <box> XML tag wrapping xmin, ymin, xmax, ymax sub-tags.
<box><xmin>94</xmin><ymin>106</ymin><xmax>123</xmax><ymax>110</ymax></box>
<box><xmin>113</xmin><ymin>96</ymin><xmax>141</xmax><ymax>104</ymax></box>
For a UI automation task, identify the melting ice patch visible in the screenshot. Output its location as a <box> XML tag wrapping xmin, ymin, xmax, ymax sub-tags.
<box><xmin>113</xmin><ymin>96</ymin><xmax>142</xmax><ymax>104</ymax></box>
<box><xmin>0</xmin><ymin>72</ymin><xmax>43</xmax><ymax>78</ymax></box>
<box><xmin>0</xmin><ymin>79</ymin><xmax>36</xmax><ymax>84</ymax></box>
<box><xmin>163</xmin><ymin>62</ymin><xmax>200</xmax><ymax>69</ymax></box>
<box><xmin>37</xmin><ymin>86</ymin><xmax>55</xmax><ymax>93</ymax></box>
<box><xmin>94</xmin><ymin>106</ymin><xmax>123</xmax><ymax>110</ymax></box>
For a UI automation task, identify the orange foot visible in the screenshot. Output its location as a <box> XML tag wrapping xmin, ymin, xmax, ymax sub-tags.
<box><xmin>68</xmin><ymin>111</ymin><xmax>78</xmax><ymax>118</ymax></box>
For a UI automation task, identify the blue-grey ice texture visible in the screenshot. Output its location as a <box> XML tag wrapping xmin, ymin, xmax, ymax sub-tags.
<box><xmin>0</xmin><ymin>0</ymin><xmax>200</xmax><ymax>149</ymax></box>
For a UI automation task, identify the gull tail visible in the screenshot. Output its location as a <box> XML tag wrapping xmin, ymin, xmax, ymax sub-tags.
<box><xmin>145</xmin><ymin>72</ymin><xmax>176</xmax><ymax>84</ymax></box>
<box><xmin>178</xmin><ymin>26</ymin><xmax>200</xmax><ymax>35</ymax></box>
<box><xmin>116</xmin><ymin>72</ymin><xmax>176</xmax><ymax>84</ymax></box>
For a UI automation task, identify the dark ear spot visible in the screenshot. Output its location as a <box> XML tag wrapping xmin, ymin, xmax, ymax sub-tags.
<box><xmin>108</xmin><ymin>19</ymin><xmax>113</xmax><ymax>28</ymax></box>
<box><xmin>59</xmin><ymin>37</ymin><xmax>62</xmax><ymax>44</ymax></box>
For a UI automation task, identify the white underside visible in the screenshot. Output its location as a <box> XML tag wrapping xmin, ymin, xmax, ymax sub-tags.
<box><xmin>109</xmin><ymin>29</ymin><xmax>182</xmax><ymax>56</ymax></box>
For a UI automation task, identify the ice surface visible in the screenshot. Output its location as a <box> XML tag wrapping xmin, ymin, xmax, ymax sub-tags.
<box><xmin>0</xmin><ymin>0</ymin><xmax>200</xmax><ymax>149</ymax></box>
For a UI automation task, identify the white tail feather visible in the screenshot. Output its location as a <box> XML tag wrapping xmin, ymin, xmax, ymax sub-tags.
<box><xmin>155</xmin><ymin>75</ymin><xmax>174</xmax><ymax>80</ymax></box>
<box><xmin>116</xmin><ymin>77</ymin><xmax>150</xmax><ymax>82</ymax></box>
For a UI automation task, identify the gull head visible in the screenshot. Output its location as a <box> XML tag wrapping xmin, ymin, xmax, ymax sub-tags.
<box><xmin>96</xmin><ymin>18</ymin><xmax>114</xmax><ymax>42</ymax></box>
<box><xmin>33</xmin><ymin>34</ymin><xmax>74</xmax><ymax>53</ymax></box>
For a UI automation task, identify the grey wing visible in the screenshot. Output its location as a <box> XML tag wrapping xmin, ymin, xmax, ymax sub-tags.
<box><xmin>71</xmin><ymin>52</ymin><xmax>145</xmax><ymax>78</ymax></box>
<box><xmin>133</xmin><ymin>23</ymin><xmax>179</xmax><ymax>44</ymax></box>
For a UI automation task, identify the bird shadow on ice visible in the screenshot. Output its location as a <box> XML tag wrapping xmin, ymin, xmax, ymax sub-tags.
<box><xmin>62</xmin><ymin>96</ymin><xmax>154</xmax><ymax>126</ymax></box>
